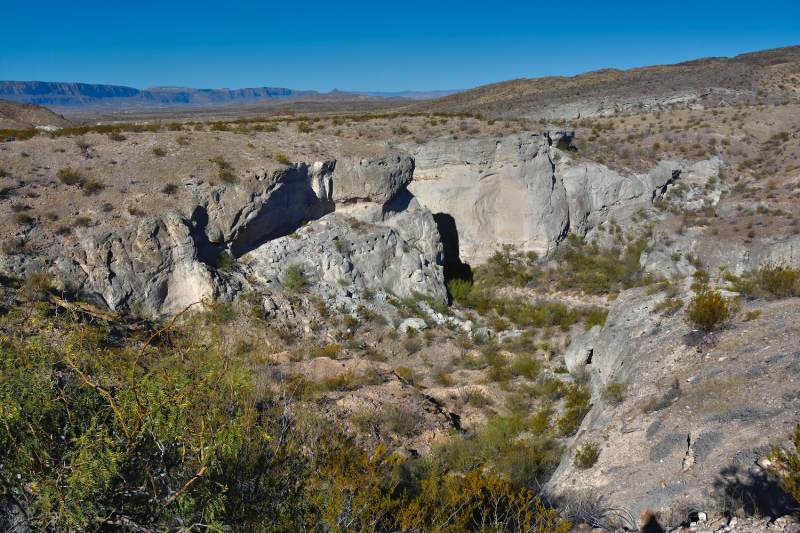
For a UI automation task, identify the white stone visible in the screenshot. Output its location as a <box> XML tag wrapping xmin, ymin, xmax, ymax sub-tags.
<box><xmin>398</xmin><ymin>318</ymin><xmax>428</xmax><ymax>332</ymax></box>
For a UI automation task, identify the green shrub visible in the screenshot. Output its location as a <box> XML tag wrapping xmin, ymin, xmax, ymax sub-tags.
<box><xmin>152</xmin><ymin>147</ymin><xmax>166</xmax><ymax>156</ymax></box>
<box><xmin>57</xmin><ymin>167</ymin><xmax>81</xmax><ymax>185</ymax></box>
<box><xmin>654</xmin><ymin>297</ymin><xmax>684</xmax><ymax>316</ymax></box>
<box><xmin>274</xmin><ymin>153</ymin><xmax>292</xmax><ymax>165</ymax></box>
<box><xmin>108</xmin><ymin>131</ymin><xmax>126</xmax><ymax>141</ymax></box>
<box><xmin>218</xmin><ymin>170</ymin><xmax>237</xmax><ymax>183</ymax></box>
<box><xmin>311</xmin><ymin>344</ymin><xmax>342</xmax><ymax>359</ymax></box>
<box><xmin>383</xmin><ymin>405</ymin><xmax>420</xmax><ymax>437</ymax></box>
<box><xmin>584</xmin><ymin>307</ymin><xmax>608</xmax><ymax>330</ymax></box>
<box><xmin>768</xmin><ymin>424</ymin><xmax>800</xmax><ymax>506</ymax></box>
<box><xmin>297</xmin><ymin>122</ymin><xmax>313</xmax><ymax>134</ymax></box>
<box><xmin>600</xmin><ymin>381</ymin><xmax>629</xmax><ymax>405</ymax></box>
<box><xmin>534</xmin><ymin>378</ymin><xmax>565</xmax><ymax>401</ymax></box>
<box><xmin>684</xmin><ymin>289</ymin><xmax>740</xmax><ymax>332</ymax></box>
<box><xmin>574</xmin><ymin>441</ymin><xmax>601</xmax><ymax>469</ymax></box>
<box><xmin>511</xmin><ymin>353</ymin><xmax>541</xmax><ymax>380</ymax></box>
<box><xmin>73</xmin><ymin>216</ymin><xmax>92</xmax><ymax>228</ymax></box>
<box><xmin>744</xmin><ymin>310</ymin><xmax>762</xmax><ymax>321</ymax></box>
<box><xmin>209</xmin><ymin>155</ymin><xmax>230</xmax><ymax>169</ymax></box>
<box><xmin>403</xmin><ymin>338</ymin><xmax>422</xmax><ymax>355</ymax></box>
<box><xmin>13</xmin><ymin>212</ymin><xmax>34</xmax><ymax>224</ymax></box>
<box><xmin>556</xmin><ymin>383</ymin><xmax>591</xmax><ymax>437</ymax></box>
<box><xmin>749</xmin><ymin>262</ymin><xmax>800</xmax><ymax>298</ymax></box>
<box><xmin>283</xmin><ymin>265</ymin><xmax>308</xmax><ymax>292</ymax></box>
<box><xmin>395</xmin><ymin>366</ymin><xmax>418</xmax><ymax>386</ymax></box>
<box><xmin>216</xmin><ymin>251</ymin><xmax>235</xmax><ymax>272</ymax></box>
<box><xmin>82</xmin><ymin>178</ymin><xmax>104</xmax><ymax>195</ymax></box>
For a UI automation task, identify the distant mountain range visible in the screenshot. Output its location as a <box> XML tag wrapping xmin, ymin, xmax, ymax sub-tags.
<box><xmin>0</xmin><ymin>81</ymin><xmax>463</xmax><ymax>110</ymax></box>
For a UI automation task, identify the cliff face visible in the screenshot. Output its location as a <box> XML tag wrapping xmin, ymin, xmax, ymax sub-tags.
<box><xmin>4</xmin><ymin>153</ymin><xmax>442</xmax><ymax>317</ymax></box>
<box><xmin>0</xmin><ymin>81</ymin><xmax>318</xmax><ymax>109</ymax></box>
<box><xmin>402</xmin><ymin>131</ymin><xmax>682</xmax><ymax>265</ymax></box>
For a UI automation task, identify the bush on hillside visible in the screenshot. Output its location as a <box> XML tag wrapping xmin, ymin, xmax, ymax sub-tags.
<box><xmin>684</xmin><ymin>288</ymin><xmax>740</xmax><ymax>332</ymax></box>
<box><xmin>768</xmin><ymin>424</ymin><xmax>800</xmax><ymax>506</ymax></box>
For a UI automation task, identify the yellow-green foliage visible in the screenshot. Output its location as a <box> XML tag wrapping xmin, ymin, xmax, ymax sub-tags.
<box><xmin>600</xmin><ymin>381</ymin><xmax>629</xmax><ymax>405</ymax></box>
<box><xmin>0</xmin><ymin>292</ymin><xmax>570</xmax><ymax>532</ymax></box>
<box><xmin>552</xmin><ymin>235</ymin><xmax>651</xmax><ymax>294</ymax></box>
<box><xmin>684</xmin><ymin>288</ymin><xmax>740</xmax><ymax>332</ymax></box>
<box><xmin>557</xmin><ymin>383</ymin><xmax>592</xmax><ymax>436</ymax></box>
<box><xmin>438</xmin><ymin>413</ymin><xmax>562</xmax><ymax>493</ymax></box>
<box><xmin>311</xmin><ymin>343</ymin><xmax>343</xmax><ymax>359</ymax></box>
<box><xmin>768</xmin><ymin>424</ymin><xmax>800</xmax><ymax>505</ymax></box>
<box><xmin>574</xmin><ymin>441</ymin><xmax>601</xmax><ymax>469</ymax></box>
<box><xmin>56</xmin><ymin>167</ymin><xmax>81</xmax><ymax>185</ymax></box>
<box><xmin>283</xmin><ymin>264</ymin><xmax>308</xmax><ymax>292</ymax></box>
<box><xmin>733</xmin><ymin>262</ymin><xmax>800</xmax><ymax>299</ymax></box>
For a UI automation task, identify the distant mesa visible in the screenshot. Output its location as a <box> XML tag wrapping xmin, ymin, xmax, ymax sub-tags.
<box><xmin>0</xmin><ymin>81</ymin><xmax>464</xmax><ymax>111</ymax></box>
<box><xmin>0</xmin><ymin>81</ymin><xmax>318</xmax><ymax>110</ymax></box>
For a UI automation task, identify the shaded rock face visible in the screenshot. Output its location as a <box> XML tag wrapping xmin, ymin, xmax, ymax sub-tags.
<box><xmin>200</xmin><ymin>161</ymin><xmax>337</xmax><ymax>255</ymax></box>
<box><xmin>405</xmin><ymin>131</ymin><xmax>682</xmax><ymax>265</ymax></box>
<box><xmin>23</xmin><ymin>153</ymin><xmax>438</xmax><ymax>317</ymax></box>
<box><xmin>67</xmin><ymin>213</ymin><xmax>216</xmax><ymax>314</ymax></box>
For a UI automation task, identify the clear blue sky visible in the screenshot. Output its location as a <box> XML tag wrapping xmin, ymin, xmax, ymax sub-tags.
<box><xmin>1</xmin><ymin>0</ymin><xmax>798</xmax><ymax>92</ymax></box>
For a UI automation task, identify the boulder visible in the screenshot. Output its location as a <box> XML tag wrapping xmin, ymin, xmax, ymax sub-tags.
<box><xmin>398</xmin><ymin>318</ymin><xmax>428</xmax><ymax>332</ymax></box>
<box><xmin>243</xmin><ymin>213</ymin><xmax>446</xmax><ymax>302</ymax></box>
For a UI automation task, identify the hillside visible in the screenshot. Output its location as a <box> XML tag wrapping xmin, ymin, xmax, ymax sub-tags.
<box><xmin>410</xmin><ymin>45</ymin><xmax>800</xmax><ymax>118</ymax></box>
<box><xmin>0</xmin><ymin>98</ymin><xmax>73</xmax><ymax>129</ymax></box>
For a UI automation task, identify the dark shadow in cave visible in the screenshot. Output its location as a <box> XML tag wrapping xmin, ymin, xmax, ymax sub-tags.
<box><xmin>432</xmin><ymin>212</ymin><xmax>473</xmax><ymax>297</ymax></box>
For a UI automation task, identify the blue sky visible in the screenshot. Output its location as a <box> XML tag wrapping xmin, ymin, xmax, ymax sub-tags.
<box><xmin>1</xmin><ymin>0</ymin><xmax>798</xmax><ymax>92</ymax></box>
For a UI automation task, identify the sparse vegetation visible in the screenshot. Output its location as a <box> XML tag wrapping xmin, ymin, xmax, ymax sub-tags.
<box><xmin>283</xmin><ymin>264</ymin><xmax>309</xmax><ymax>292</ymax></box>
<box><xmin>574</xmin><ymin>441</ymin><xmax>601</xmax><ymax>469</ymax></box>
<box><xmin>600</xmin><ymin>381</ymin><xmax>629</xmax><ymax>406</ymax></box>
<box><xmin>57</xmin><ymin>167</ymin><xmax>82</xmax><ymax>185</ymax></box>
<box><xmin>768</xmin><ymin>424</ymin><xmax>800</xmax><ymax>506</ymax></box>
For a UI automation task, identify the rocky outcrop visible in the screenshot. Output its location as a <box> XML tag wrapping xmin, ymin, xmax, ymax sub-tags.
<box><xmin>404</xmin><ymin>131</ymin><xmax>683</xmax><ymax>264</ymax></box>
<box><xmin>408</xmin><ymin>153</ymin><xmax>569</xmax><ymax>264</ymax></box>
<box><xmin>199</xmin><ymin>161</ymin><xmax>337</xmax><ymax>255</ymax></box>
<box><xmin>244</xmin><ymin>212</ymin><xmax>446</xmax><ymax>301</ymax></box>
<box><xmin>403</xmin><ymin>129</ymin><xmax>572</xmax><ymax>170</ymax></box>
<box><xmin>534</xmin><ymin>88</ymin><xmax>752</xmax><ymax>121</ymax></box>
<box><xmin>560</xmin><ymin>160</ymin><xmax>682</xmax><ymax>236</ymax></box>
<box><xmin>65</xmin><ymin>212</ymin><xmax>216</xmax><ymax>314</ymax></box>
<box><xmin>3</xmin><ymin>152</ymin><xmax>441</xmax><ymax>317</ymax></box>
<box><xmin>552</xmin><ymin>287</ymin><xmax>800</xmax><ymax>525</ymax></box>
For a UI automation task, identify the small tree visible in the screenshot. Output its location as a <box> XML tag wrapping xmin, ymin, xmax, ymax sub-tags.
<box><xmin>684</xmin><ymin>289</ymin><xmax>740</xmax><ymax>332</ymax></box>
<box><xmin>283</xmin><ymin>265</ymin><xmax>308</xmax><ymax>292</ymax></box>
<box><xmin>574</xmin><ymin>441</ymin><xmax>601</xmax><ymax>469</ymax></box>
